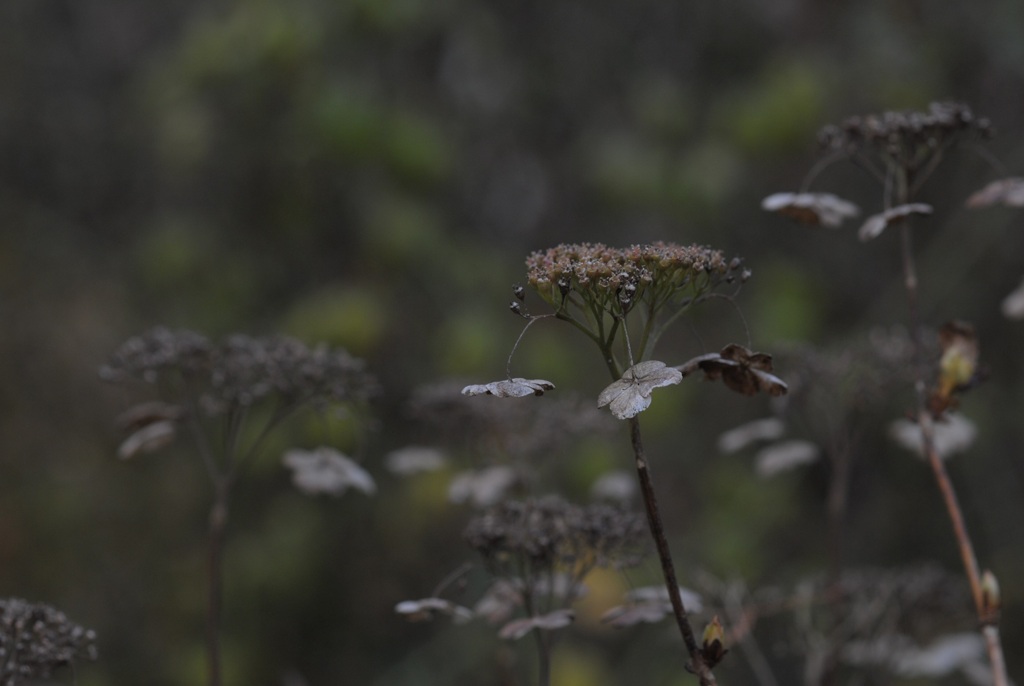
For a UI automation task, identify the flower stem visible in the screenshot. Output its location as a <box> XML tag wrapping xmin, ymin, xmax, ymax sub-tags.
<box><xmin>206</xmin><ymin>479</ymin><xmax>229</xmax><ymax>686</ymax></box>
<box><xmin>628</xmin><ymin>417</ymin><xmax>716</xmax><ymax>685</ymax></box>
<box><xmin>897</xmin><ymin>209</ymin><xmax>1008</xmax><ymax>686</ymax></box>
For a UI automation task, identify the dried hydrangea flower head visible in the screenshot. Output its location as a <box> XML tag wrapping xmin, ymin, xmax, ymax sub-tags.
<box><xmin>101</xmin><ymin>327</ymin><xmax>377</xmax><ymax>417</ymax></box>
<box><xmin>464</xmin><ymin>496</ymin><xmax>648</xmax><ymax>575</ymax></box>
<box><xmin>0</xmin><ymin>598</ymin><xmax>98</xmax><ymax>685</ymax></box>
<box><xmin>818</xmin><ymin>101</ymin><xmax>992</xmax><ymax>168</ymax></box>
<box><xmin>526</xmin><ymin>242</ymin><xmax>737</xmax><ymax>317</ymax></box>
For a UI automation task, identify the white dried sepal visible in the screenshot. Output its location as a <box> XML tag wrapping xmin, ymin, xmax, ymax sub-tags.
<box><xmin>754</xmin><ymin>440</ymin><xmax>820</xmax><ymax>478</ymax></box>
<box><xmin>395</xmin><ymin>597</ymin><xmax>474</xmax><ymax>624</ymax></box>
<box><xmin>461</xmin><ymin>378</ymin><xmax>556</xmax><ymax>397</ymax></box>
<box><xmin>965</xmin><ymin>177</ymin><xmax>1024</xmax><ymax>208</ymax></box>
<box><xmin>761</xmin><ymin>192</ymin><xmax>860</xmax><ymax>228</ymax></box>
<box><xmin>858</xmin><ymin>203</ymin><xmax>933</xmax><ymax>242</ymax></box>
<box><xmin>118</xmin><ymin>420</ymin><xmax>177</xmax><ymax>460</ymax></box>
<box><xmin>1000</xmin><ymin>277</ymin><xmax>1024</xmax><ymax>320</ymax></box>
<box><xmin>598</xmin><ymin>360</ymin><xmax>682</xmax><ymax>419</ymax></box>
<box><xmin>498</xmin><ymin>609</ymin><xmax>574</xmax><ymax>640</ymax></box>
<box><xmin>717</xmin><ymin>417</ymin><xmax>786</xmax><ymax>453</ymax></box>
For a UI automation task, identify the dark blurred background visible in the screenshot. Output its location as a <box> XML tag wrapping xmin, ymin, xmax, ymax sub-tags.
<box><xmin>3</xmin><ymin>0</ymin><xmax>1024</xmax><ymax>684</ymax></box>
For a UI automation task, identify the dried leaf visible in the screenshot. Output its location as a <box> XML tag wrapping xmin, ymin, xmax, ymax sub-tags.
<box><xmin>965</xmin><ymin>177</ymin><xmax>1024</xmax><ymax>208</ymax></box>
<box><xmin>282</xmin><ymin>446</ymin><xmax>376</xmax><ymax>496</ymax></box>
<box><xmin>761</xmin><ymin>192</ymin><xmax>860</xmax><ymax>228</ymax></box>
<box><xmin>498</xmin><ymin>609</ymin><xmax>574</xmax><ymax>640</ymax></box>
<box><xmin>395</xmin><ymin>597</ymin><xmax>474</xmax><ymax>624</ymax></box>
<box><xmin>117</xmin><ymin>420</ymin><xmax>177</xmax><ymax>460</ymax></box>
<box><xmin>597</xmin><ymin>360</ymin><xmax>682</xmax><ymax>419</ymax></box>
<box><xmin>461</xmin><ymin>378</ymin><xmax>555</xmax><ymax>398</ymax></box>
<box><xmin>858</xmin><ymin>203</ymin><xmax>933</xmax><ymax>242</ymax></box>
<box><xmin>754</xmin><ymin>440</ymin><xmax>820</xmax><ymax>477</ymax></box>
<box><xmin>685</xmin><ymin>344</ymin><xmax>788</xmax><ymax>397</ymax></box>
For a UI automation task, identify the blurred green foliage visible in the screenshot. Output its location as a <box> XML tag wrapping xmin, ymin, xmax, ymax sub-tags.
<box><xmin>2</xmin><ymin>0</ymin><xmax>1024</xmax><ymax>684</ymax></box>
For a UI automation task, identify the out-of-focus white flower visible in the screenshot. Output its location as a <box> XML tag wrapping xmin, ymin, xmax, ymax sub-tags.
<box><xmin>889</xmin><ymin>413</ymin><xmax>976</xmax><ymax>460</ymax></box>
<box><xmin>448</xmin><ymin>465</ymin><xmax>519</xmax><ymax>506</ymax></box>
<box><xmin>282</xmin><ymin>446</ymin><xmax>376</xmax><ymax>496</ymax></box>
<box><xmin>717</xmin><ymin>418</ymin><xmax>786</xmax><ymax>454</ymax></box>
<box><xmin>755</xmin><ymin>440</ymin><xmax>820</xmax><ymax>478</ymax></box>
<box><xmin>385</xmin><ymin>446</ymin><xmax>447</xmax><ymax>476</ymax></box>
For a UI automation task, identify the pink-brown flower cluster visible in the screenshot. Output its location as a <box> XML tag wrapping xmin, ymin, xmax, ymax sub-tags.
<box><xmin>525</xmin><ymin>242</ymin><xmax>734</xmax><ymax>310</ymax></box>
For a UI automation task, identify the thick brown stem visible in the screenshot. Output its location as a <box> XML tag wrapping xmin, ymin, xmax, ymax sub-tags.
<box><xmin>628</xmin><ymin>418</ymin><xmax>716</xmax><ymax>685</ymax></box>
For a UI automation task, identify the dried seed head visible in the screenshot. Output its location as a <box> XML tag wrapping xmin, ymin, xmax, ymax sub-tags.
<box><xmin>818</xmin><ymin>102</ymin><xmax>993</xmax><ymax>167</ymax></box>
<box><xmin>101</xmin><ymin>329</ymin><xmax>377</xmax><ymax>416</ymax></box>
<box><xmin>464</xmin><ymin>496</ymin><xmax>648</xmax><ymax>573</ymax></box>
<box><xmin>0</xmin><ymin>598</ymin><xmax>98</xmax><ymax>684</ymax></box>
<box><xmin>525</xmin><ymin>242</ymin><xmax>732</xmax><ymax>318</ymax></box>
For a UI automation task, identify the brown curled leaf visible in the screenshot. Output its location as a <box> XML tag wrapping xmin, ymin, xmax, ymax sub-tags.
<box><xmin>680</xmin><ymin>344</ymin><xmax>788</xmax><ymax>397</ymax></box>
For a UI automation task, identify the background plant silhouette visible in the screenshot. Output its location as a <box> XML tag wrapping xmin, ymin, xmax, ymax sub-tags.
<box><xmin>100</xmin><ymin>328</ymin><xmax>375</xmax><ymax>686</ymax></box>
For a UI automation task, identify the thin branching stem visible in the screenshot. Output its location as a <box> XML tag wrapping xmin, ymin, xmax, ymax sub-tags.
<box><xmin>206</xmin><ymin>479</ymin><xmax>229</xmax><ymax>686</ymax></box>
<box><xmin>895</xmin><ymin>181</ymin><xmax>1009</xmax><ymax>686</ymax></box>
<box><xmin>799</xmin><ymin>149</ymin><xmax>849</xmax><ymax>192</ymax></box>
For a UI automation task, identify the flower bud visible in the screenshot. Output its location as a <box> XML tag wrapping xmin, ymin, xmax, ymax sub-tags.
<box><xmin>980</xmin><ymin>569</ymin><xmax>1000</xmax><ymax>624</ymax></box>
<box><xmin>699</xmin><ymin>615</ymin><xmax>728</xmax><ymax>669</ymax></box>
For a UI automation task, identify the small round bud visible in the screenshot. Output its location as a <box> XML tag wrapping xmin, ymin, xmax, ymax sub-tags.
<box><xmin>512</xmin><ymin>284</ymin><xmax>525</xmax><ymax>301</ymax></box>
<box><xmin>509</xmin><ymin>301</ymin><xmax>525</xmax><ymax>317</ymax></box>
<box><xmin>729</xmin><ymin>257</ymin><xmax>742</xmax><ymax>271</ymax></box>
<box><xmin>741</xmin><ymin>269</ymin><xmax>752</xmax><ymax>283</ymax></box>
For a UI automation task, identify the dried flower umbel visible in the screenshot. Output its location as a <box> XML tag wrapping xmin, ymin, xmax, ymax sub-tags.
<box><xmin>464</xmin><ymin>497</ymin><xmax>648</xmax><ymax>576</ymax></box>
<box><xmin>100</xmin><ymin>327</ymin><xmax>376</xmax><ymax>413</ymax></box>
<box><xmin>770</xmin><ymin>102</ymin><xmax>1012</xmax><ymax>686</ymax></box>
<box><xmin>101</xmin><ymin>327</ymin><xmax>376</xmax><ymax>686</ymax></box>
<box><xmin>764</xmin><ymin>102</ymin><xmax>995</xmax><ymax>241</ymax></box>
<box><xmin>456</xmin><ymin>242</ymin><xmax>784</xmax><ymax>685</ymax></box>
<box><xmin>397</xmin><ymin>498</ymin><xmax>647</xmax><ymax>685</ymax></box>
<box><xmin>0</xmin><ymin>598</ymin><xmax>98</xmax><ymax>686</ymax></box>
<box><xmin>526</xmin><ymin>242</ymin><xmax>736</xmax><ymax>328</ymax></box>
